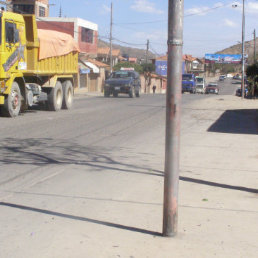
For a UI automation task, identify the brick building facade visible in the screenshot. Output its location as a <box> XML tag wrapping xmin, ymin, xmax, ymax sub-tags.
<box><xmin>6</xmin><ymin>0</ymin><xmax>49</xmax><ymax>17</ymax></box>
<box><xmin>37</xmin><ymin>17</ymin><xmax>98</xmax><ymax>57</ymax></box>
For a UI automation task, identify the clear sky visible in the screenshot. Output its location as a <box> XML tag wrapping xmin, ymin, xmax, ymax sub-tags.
<box><xmin>4</xmin><ymin>0</ymin><xmax>258</xmax><ymax>57</ymax></box>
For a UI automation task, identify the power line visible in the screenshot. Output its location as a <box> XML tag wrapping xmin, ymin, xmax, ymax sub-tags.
<box><xmin>149</xmin><ymin>44</ymin><xmax>160</xmax><ymax>56</ymax></box>
<box><xmin>114</xmin><ymin>2</ymin><xmax>230</xmax><ymax>26</ymax></box>
<box><xmin>112</xmin><ymin>37</ymin><xmax>146</xmax><ymax>46</ymax></box>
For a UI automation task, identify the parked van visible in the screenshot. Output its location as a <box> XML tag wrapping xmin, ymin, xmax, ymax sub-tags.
<box><xmin>195</xmin><ymin>77</ymin><xmax>206</xmax><ymax>94</ymax></box>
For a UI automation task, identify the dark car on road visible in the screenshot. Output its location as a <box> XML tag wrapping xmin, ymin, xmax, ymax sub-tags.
<box><xmin>233</xmin><ymin>74</ymin><xmax>241</xmax><ymax>80</ymax></box>
<box><xmin>219</xmin><ymin>75</ymin><xmax>226</xmax><ymax>81</ymax></box>
<box><xmin>104</xmin><ymin>70</ymin><xmax>141</xmax><ymax>98</ymax></box>
<box><xmin>205</xmin><ymin>83</ymin><xmax>219</xmax><ymax>94</ymax></box>
<box><xmin>236</xmin><ymin>87</ymin><xmax>248</xmax><ymax>97</ymax></box>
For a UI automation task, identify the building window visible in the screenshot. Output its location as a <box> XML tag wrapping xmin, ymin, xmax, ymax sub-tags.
<box><xmin>39</xmin><ymin>6</ymin><xmax>46</xmax><ymax>17</ymax></box>
<box><xmin>81</xmin><ymin>27</ymin><xmax>93</xmax><ymax>43</ymax></box>
<box><xmin>13</xmin><ymin>4</ymin><xmax>34</xmax><ymax>14</ymax></box>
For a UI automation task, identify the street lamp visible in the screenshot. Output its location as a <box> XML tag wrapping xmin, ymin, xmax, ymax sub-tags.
<box><xmin>233</xmin><ymin>1</ymin><xmax>245</xmax><ymax>99</ymax></box>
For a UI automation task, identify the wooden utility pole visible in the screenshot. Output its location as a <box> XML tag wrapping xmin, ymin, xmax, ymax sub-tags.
<box><xmin>146</xmin><ymin>39</ymin><xmax>149</xmax><ymax>64</ymax></box>
<box><xmin>241</xmin><ymin>0</ymin><xmax>245</xmax><ymax>99</ymax></box>
<box><xmin>59</xmin><ymin>5</ymin><xmax>62</xmax><ymax>17</ymax></box>
<box><xmin>163</xmin><ymin>0</ymin><xmax>184</xmax><ymax>237</ymax></box>
<box><xmin>254</xmin><ymin>29</ymin><xmax>256</xmax><ymax>63</ymax></box>
<box><xmin>144</xmin><ymin>39</ymin><xmax>150</xmax><ymax>93</ymax></box>
<box><xmin>110</xmin><ymin>2</ymin><xmax>113</xmax><ymax>73</ymax></box>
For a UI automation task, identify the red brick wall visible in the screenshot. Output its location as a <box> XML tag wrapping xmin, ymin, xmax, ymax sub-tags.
<box><xmin>37</xmin><ymin>21</ymin><xmax>74</xmax><ymax>38</ymax></box>
<box><xmin>77</xmin><ymin>26</ymin><xmax>98</xmax><ymax>55</ymax></box>
<box><xmin>10</xmin><ymin>0</ymin><xmax>49</xmax><ymax>17</ymax></box>
<box><xmin>37</xmin><ymin>21</ymin><xmax>98</xmax><ymax>55</ymax></box>
<box><xmin>38</xmin><ymin>0</ymin><xmax>48</xmax><ymax>4</ymax></box>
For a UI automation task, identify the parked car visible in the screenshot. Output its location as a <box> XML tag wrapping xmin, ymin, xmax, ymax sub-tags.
<box><xmin>104</xmin><ymin>70</ymin><xmax>141</xmax><ymax>98</ymax></box>
<box><xmin>235</xmin><ymin>87</ymin><xmax>248</xmax><ymax>97</ymax></box>
<box><xmin>205</xmin><ymin>83</ymin><xmax>219</xmax><ymax>94</ymax></box>
<box><xmin>195</xmin><ymin>76</ymin><xmax>206</xmax><ymax>94</ymax></box>
<box><xmin>219</xmin><ymin>75</ymin><xmax>226</xmax><ymax>81</ymax></box>
<box><xmin>233</xmin><ymin>74</ymin><xmax>241</xmax><ymax>80</ymax></box>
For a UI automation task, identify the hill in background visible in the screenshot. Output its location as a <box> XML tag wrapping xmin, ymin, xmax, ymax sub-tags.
<box><xmin>99</xmin><ymin>37</ymin><xmax>257</xmax><ymax>63</ymax></box>
<box><xmin>216</xmin><ymin>37</ymin><xmax>257</xmax><ymax>63</ymax></box>
<box><xmin>98</xmin><ymin>39</ymin><xmax>156</xmax><ymax>61</ymax></box>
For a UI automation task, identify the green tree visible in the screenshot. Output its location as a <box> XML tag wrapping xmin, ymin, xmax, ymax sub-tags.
<box><xmin>141</xmin><ymin>63</ymin><xmax>155</xmax><ymax>73</ymax></box>
<box><xmin>246</xmin><ymin>62</ymin><xmax>258</xmax><ymax>97</ymax></box>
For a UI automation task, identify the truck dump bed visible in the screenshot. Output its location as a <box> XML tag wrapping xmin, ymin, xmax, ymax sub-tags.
<box><xmin>23</xmin><ymin>15</ymin><xmax>79</xmax><ymax>76</ymax></box>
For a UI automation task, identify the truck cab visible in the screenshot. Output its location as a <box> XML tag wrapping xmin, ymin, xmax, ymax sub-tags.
<box><xmin>182</xmin><ymin>73</ymin><xmax>196</xmax><ymax>94</ymax></box>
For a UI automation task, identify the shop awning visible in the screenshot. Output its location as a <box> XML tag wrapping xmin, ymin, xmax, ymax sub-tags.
<box><xmin>83</xmin><ymin>61</ymin><xmax>100</xmax><ymax>73</ymax></box>
<box><xmin>79</xmin><ymin>62</ymin><xmax>90</xmax><ymax>74</ymax></box>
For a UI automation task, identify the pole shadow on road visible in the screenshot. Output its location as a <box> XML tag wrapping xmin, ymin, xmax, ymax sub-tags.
<box><xmin>0</xmin><ymin>202</ymin><xmax>162</xmax><ymax>236</ymax></box>
<box><xmin>208</xmin><ymin>109</ymin><xmax>258</xmax><ymax>135</ymax></box>
<box><xmin>1</xmin><ymin>138</ymin><xmax>258</xmax><ymax>235</ymax></box>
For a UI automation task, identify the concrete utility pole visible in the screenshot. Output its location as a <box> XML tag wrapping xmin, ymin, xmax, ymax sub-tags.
<box><xmin>146</xmin><ymin>39</ymin><xmax>149</xmax><ymax>63</ymax></box>
<box><xmin>241</xmin><ymin>0</ymin><xmax>245</xmax><ymax>99</ymax></box>
<box><xmin>110</xmin><ymin>2</ymin><xmax>113</xmax><ymax>73</ymax></box>
<box><xmin>163</xmin><ymin>0</ymin><xmax>184</xmax><ymax>237</ymax></box>
<box><xmin>254</xmin><ymin>29</ymin><xmax>256</xmax><ymax>63</ymax></box>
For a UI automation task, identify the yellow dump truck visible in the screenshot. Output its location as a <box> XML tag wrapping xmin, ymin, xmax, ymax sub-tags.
<box><xmin>0</xmin><ymin>11</ymin><xmax>79</xmax><ymax>117</ymax></box>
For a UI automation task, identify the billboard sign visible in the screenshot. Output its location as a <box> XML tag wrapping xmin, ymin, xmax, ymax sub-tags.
<box><xmin>155</xmin><ymin>60</ymin><xmax>167</xmax><ymax>76</ymax></box>
<box><xmin>155</xmin><ymin>60</ymin><xmax>185</xmax><ymax>76</ymax></box>
<box><xmin>205</xmin><ymin>54</ymin><xmax>242</xmax><ymax>64</ymax></box>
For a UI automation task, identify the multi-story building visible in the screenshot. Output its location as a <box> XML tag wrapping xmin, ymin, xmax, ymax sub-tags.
<box><xmin>6</xmin><ymin>0</ymin><xmax>49</xmax><ymax>17</ymax></box>
<box><xmin>37</xmin><ymin>17</ymin><xmax>98</xmax><ymax>57</ymax></box>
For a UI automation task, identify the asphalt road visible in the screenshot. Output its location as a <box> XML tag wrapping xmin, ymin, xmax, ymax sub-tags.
<box><xmin>217</xmin><ymin>77</ymin><xmax>241</xmax><ymax>95</ymax></box>
<box><xmin>0</xmin><ymin>78</ymin><xmax>238</xmax><ymax>190</ymax></box>
<box><xmin>1</xmin><ymin>78</ymin><xmax>257</xmax><ymax>257</ymax></box>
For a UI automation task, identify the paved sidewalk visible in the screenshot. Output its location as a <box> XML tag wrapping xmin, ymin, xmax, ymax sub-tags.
<box><xmin>74</xmin><ymin>88</ymin><xmax>103</xmax><ymax>98</ymax></box>
<box><xmin>0</xmin><ymin>95</ymin><xmax>257</xmax><ymax>258</ymax></box>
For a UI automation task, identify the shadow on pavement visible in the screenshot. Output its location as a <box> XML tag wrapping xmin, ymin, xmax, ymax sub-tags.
<box><xmin>0</xmin><ymin>202</ymin><xmax>161</xmax><ymax>237</ymax></box>
<box><xmin>1</xmin><ymin>138</ymin><xmax>257</xmax><ymax>194</ymax></box>
<box><xmin>179</xmin><ymin>176</ymin><xmax>258</xmax><ymax>194</ymax></box>
<box><xmin>208</xmin><ymin>109</ymin><xmax>258</xmax><ymax>135</ymax></box>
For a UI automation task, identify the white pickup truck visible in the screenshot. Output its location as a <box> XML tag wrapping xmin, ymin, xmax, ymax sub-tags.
<box><xmin>195</xmin><ymin>77</ymin><xmax>206</xmax><ymax>94</ymax></box>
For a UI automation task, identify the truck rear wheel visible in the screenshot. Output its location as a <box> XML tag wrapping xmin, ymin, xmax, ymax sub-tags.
<box><xmin>2</xmin><ymin>81</ymin><xmax>21</xmax><ymax>117</ymax></box>
<box><xmin>104</xmin><ymin>90</ymin><xmax>110</xmax><ymax>97</ymax></box>
<box><xmin>48</xmin><ymin>81</ymin><xmax>63</xmax><ymax>111</ymax></box>
<box><xmin>62</xmin><ymin>80</ymin><xmax>73</xmax><ymax>109</ymax></box>
<box><xmin>135</xmin><ymin>87</ymin><xmax>140</xmax><ymax>97</ymax></box>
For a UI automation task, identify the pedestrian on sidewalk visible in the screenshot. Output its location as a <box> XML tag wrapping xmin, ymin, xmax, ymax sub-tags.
<box><xmin>152</xmin><ymin>85</ymin><xmax>156</xmax><ymax>94</ymax></box>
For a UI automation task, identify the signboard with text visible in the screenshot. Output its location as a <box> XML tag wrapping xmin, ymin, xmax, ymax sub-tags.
<box><xmin>205</xmin><ymin>54</ymin><xmax>242</xmax><ymax>64</ymax></box>
<box><xmin>155</xmin><ymin>60</ymin><xmax>185</xmax><ymax>76</ymax></box>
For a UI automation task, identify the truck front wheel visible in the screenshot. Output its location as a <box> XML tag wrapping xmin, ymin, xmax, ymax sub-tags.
<box><xmin>62</xmin><ymin>80</ymin><xmax>73</xmax><ymax>110</ymax></box>
<box><xmin>2</xmin><ymin>81</ymin><xmax>21</xmax><ymax>117</ymax></box>
<box><xmin>129</xmin><ymin>87</ymin><xmax>135</xmax><ymax>98</ymax></box>
<box><xmin>48</xmin><ymin>81</ymin><xmax>63</xmax><ymax>111</ymax></box>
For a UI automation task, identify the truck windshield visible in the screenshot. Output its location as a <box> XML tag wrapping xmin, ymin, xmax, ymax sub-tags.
<box><xmin>111</xmin><ymin>71</ymin><xmax>133</xmax><ymax>79</ymax></box>
<box><xmin>196</xmin><ymin>78</ymin><xmax>203</xmax><ymax>83</ymax></box>
<box><xmin>182</xmin><ymin>74</ymin><xmax>193</xmax><ymax>81</ymax></box>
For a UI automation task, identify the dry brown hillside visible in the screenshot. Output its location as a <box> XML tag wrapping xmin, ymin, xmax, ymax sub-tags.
<box><xmin>98</xmin><ymin>39</ymin><xmax>156</xmax><ymax>61</ymax></box>
<box><xmin>217</xmin><ymin>38</ymin><xmax>257</xmax><ymax>63</ymax></box>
